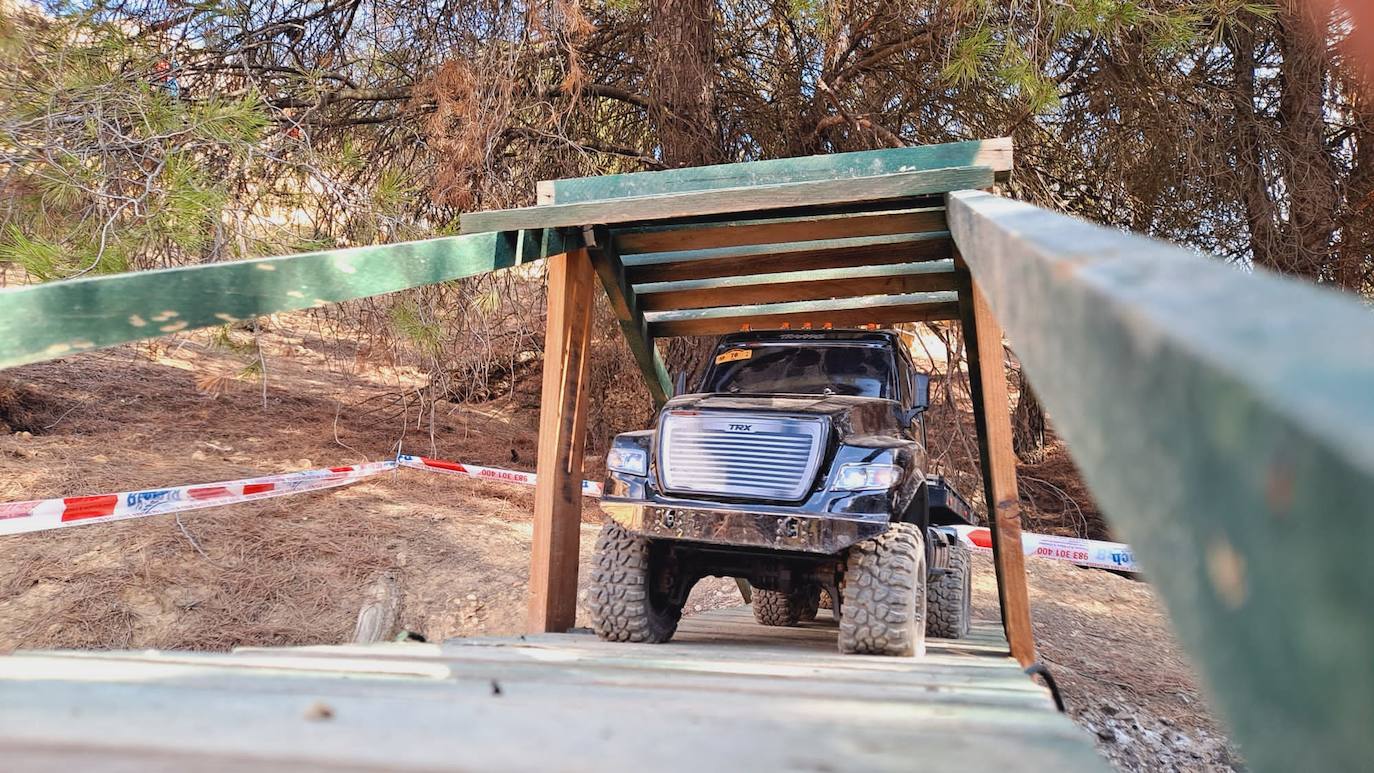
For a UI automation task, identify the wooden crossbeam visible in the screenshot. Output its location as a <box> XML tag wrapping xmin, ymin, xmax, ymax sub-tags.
<box><xmin>459</xmin><ymin>166</ymin><xmax>994</xmax><ymax>234</ymax></box>
<box><xmin>613</xmin><ymin>207</ymin><xmax>947</xmax><ymax>255</ymax></box>
<box><xmin>623</xmin><ymin>232</ymin><xmax>952</xmax><ymax>285</ymax></box>
<box><xmin>645</xmin><ymin>292</ymin><xmax>959</xmax><ymax>337</ymax></box>
<box><xmin>0</xmin><ymin>231</ymin><xmax>577</xmax><ymax>370</ymax></box>
<box><xmin>635</xmin><ymin>260</ymin><xmax>958</xmax><ymax>311</ymax></box>
<box><xmin>584</xmin><ymin>227</ymin><xmax>672</xmax><ymax>406</ymax></box>
<box><xmin>538</xmin><ymin>137</ymin><xmax>1013</xmax><ymax>204</ymax></box>
<box><xmin>948</xmin><ymin>189</ymin><xmax>1374</xmax><ymax>773</ymax></box>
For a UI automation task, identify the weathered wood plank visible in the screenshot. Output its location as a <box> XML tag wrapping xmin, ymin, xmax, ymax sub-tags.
<box><xmin>613</xmin><ymin>207</ymin><xmax>947</xmax><ymax>254</ymax></box>
<box><xmin>645</xmin><ymin>292</ymin><xmax>960</xmax><ymax>337</ymax></box>
<box><xmin>624</xmin><ymin>232</ymin><xmax>953</xmax><ymax>284</ymax></box>
<box><xmin>0</xmin><ymin>602</ymin><xmax>1104</xmax><ymax>771</ymax></box>
<box><xmin>351</xmin><ymin>572</ymin><xmax>401</xmax><ymax>644</ymax></box>
<box><xmin>585</xmin><ymin>227</ymin><xmax>672</xmax><ymax>406</ymax></box>
<box><xmin>461</xmin><ymin>166</ymin><xmax>995</xmax><ymax>234</ymax></box>
<box><xmin>956</xmin><ymin>263</ymin><xmax>1037</xmax><ymax>667</ymax></box>
<box><xmin>528</xmin><ymin>248</ymin><xmax>596</xmax><ymax>633</ymax></box>
<box><xmin>948</xmin><ymin>188</ymin><xmax>1374</xmax><ymax>773</ymax></box>
<box><xmin>0</xmin><ymin>231</ymin><xmax>566</xmax><ymax>370</ymax></box>
<box><xmin>635</xmin><ymin>260</ymin><xmax>958</xmax><ymax>311</ymax></box>
<box><xmin>538</xmin><ymin>137</ymin><xmax>1013</xmax><ymax>204</ymax></box>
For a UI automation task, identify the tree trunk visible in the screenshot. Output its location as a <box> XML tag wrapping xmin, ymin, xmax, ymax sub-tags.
<box><xmin>1228</xmin><ymin>22</ymin><xmax>1285</xmax><ymax>272</ymax></box>
<box><xmin>648</xmin><ymin>0</ymin><xmax>723</xmax><ymax>168</ymax></box>
<box><xmin>648</xmin><ymin>0</ymin><xmax>724</xmax><ymax>380</ymax></box>
<box><xmin>1011</xmin><ymin>367</ymin><xmax>1046</xmax><ymax>462</ymax></box>
<box><xmin>1275</xmin><ymin>0</ymin><xmax>1340</xmax><ymax>280</ymax></box>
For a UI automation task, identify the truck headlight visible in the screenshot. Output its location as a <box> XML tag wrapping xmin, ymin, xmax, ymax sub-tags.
<box><xmin>607</xmin><ymin>446</ymin><xmax>648</xmax><ymax>477</ymax></box>
<box><xmin>833</xmin><ymin>463</ymin><xmax>901</xmax><ymax>491</ymax></box>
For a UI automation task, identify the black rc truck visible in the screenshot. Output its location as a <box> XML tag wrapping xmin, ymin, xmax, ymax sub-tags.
<box><xmin>589</xmin><ymin>329</ymin><xmax>976</xmax><ymax>656</ymax></box>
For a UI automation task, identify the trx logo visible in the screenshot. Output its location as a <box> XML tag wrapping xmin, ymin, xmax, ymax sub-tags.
<box><xmin>728</xmin><ymin>424</ymin><xmax>753</xmax><ymax>432</ymax></box>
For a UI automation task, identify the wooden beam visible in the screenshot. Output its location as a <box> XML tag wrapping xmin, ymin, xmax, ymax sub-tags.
<box><xmin>585</xmin><ymin>227</ymin><xmax>672</xmax><ymax>406</ymax></box>
<box><xmin>635</xmin><ymin>261</ymin><xmax>958</xmax><ymax>311</ymax></box>
<box><xmin>538</xmin><ymin>137</ymin><xmax>1013</xmax><ymax>204</ymax></box>
<box><xmin>947</xmin><ymin>189</ymin><xmax>1374</xmax><ymax>772</ymax></box>
<box><xmin>0</xmin><ymin>230</ymin><xmax>578</xmax><ymax>370</ymax></box>
<box><xmin>956</xmin><ymin>261</ymin><xmax>1036</xmax><ymax>668</ymax></box>
<box><xmin>624</xmin><ymin>232</ymin><xmax>952</xmax><ymax>285</ymax></box>
<box><xmin>460</xmin><ymin>166</ymin><xmax>995</xmax><ymax>234</ymax></box>
<box><xmin>528</xmin><ymin>248</ymin><xmax>597</xmax><ymax>633</ymax></box>
<box><xmin>645</xmin><ymin>292</ymin><xmax>959</xmax><ymax>337</ymax></box>
<box><xmin>613</xmin><ymin>207</ymin><xmax>947</xmax><ymax>255</ymax></box>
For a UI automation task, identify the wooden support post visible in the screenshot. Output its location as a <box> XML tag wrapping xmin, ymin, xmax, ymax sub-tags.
<box><xmin>957</xmin><ymin>262</ymin><xmax>1036</xmax><ymax>666</ymax></box>
<box><xmin>528</xmin><ymin>248</ymin><xmax>597</xmax><ymax>633</ymax></box>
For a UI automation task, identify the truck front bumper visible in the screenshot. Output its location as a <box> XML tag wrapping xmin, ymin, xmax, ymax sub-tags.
<box><xmin>600</xmin><ymin>499</ymin><xmax>887</xmax><ymax>555</ymax></box>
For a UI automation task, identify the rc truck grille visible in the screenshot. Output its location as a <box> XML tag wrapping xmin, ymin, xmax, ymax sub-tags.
<box><xmin>658</xmin><ymin>413</ymin><xmax>826</xmax><ymax>501</ymax></box>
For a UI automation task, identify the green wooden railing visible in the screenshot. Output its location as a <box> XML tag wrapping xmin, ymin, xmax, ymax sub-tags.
<box><xmin>0</xmin><ymin>229</ymin><xmax>575</xmax><ymax>370</ymax></box>
<box><xmin>948</xmin><ymin>189</ymin><xmax>1374</xmax><ymax>773</ymax></box>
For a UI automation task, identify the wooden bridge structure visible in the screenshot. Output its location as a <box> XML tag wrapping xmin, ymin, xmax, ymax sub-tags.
<box><xmin>1</xmin><ymin>138</ymin><xmax>1373</xmax><ymax>772</ymax></box>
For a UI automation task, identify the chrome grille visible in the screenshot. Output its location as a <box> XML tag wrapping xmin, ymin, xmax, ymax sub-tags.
<box><xmin>658</xmin><ymin>413</ymin><xmax>826</xmax><ymax>501</ymax></box>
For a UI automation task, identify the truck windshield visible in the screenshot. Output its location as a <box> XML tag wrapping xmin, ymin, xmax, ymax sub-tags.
<box><xmin>702</xmin><ymin>345</ymin><xmax>894</xmax><ymax>398</ymax></box>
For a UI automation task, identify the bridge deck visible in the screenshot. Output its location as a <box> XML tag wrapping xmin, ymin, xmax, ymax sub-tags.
<box><xmin>0</xmin><ymin>606</ymin><xmax>1103</xmax><ymax>771</ymax></box>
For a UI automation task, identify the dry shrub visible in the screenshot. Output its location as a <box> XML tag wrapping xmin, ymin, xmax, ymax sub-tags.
<box><xmin>583</xmin><ymin>303</ymin><xmax>656</xmax><ymax>452</ymax></box>
<box><xmin>0</xmin><ymin>378</ymin><xmax>63</xmax><ymax>434</ymax></box>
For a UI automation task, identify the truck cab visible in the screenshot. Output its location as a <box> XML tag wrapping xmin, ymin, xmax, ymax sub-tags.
<box><xmin>589</xmin><ymin>329</ymin><xmax>974</xmax><ymax>656</ymax></box>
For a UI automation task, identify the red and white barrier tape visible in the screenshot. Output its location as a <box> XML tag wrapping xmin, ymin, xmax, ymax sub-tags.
<box><xmin>397</xmin><ymin>454</ymin><xmax>602</xmax><ymax>497</ymax></box>
<box><xmin>0</xmin><ymin>461</ymin><xmax>397</xmax><ymax>537</ymax></box>
<box><xmin>952</xmin><ymin>524</ymin><xmax>1138</xmax><ymax>573</ymax></box>
<box><xmin>0</xmin><ymin>455</ymin><xmax>1135</xmax><ymax>575</ymax></box>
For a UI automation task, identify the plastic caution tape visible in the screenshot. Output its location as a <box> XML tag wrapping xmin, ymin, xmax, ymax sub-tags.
<box><xmin>1</xmin><ymin>452</ymin><xmax>1135</xmax><ymax>578</ymax></box>
<box><xmin>951</xmin><ymin>524</ymin><xmax>1138</xmax><ymax>573</ymax></box>
<box><xmin>398</xmin><ymin>454</ymin><xmax>603</xmax><ymax>497</ymax></box>
<box><xmin>0</xmin><ymin>461</ymin><xmax>397</xmax><ymax>537</ymax></box>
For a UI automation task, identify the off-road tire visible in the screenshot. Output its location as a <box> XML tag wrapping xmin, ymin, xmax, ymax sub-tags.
<box><xmin>797</xmin><ymin>586</ymin><xmax>821</xmax><ymax>622</ymax></box>
<box><xmin>753</xmin><ymin>588</ymin><xmax>804</xmax><ymax>626</ymax></box>
<box><xmin>818</xmin><ymin>588</ymin><xmax>833</xmax><ymax>610</ymax></box>
<box><xmin>838</xmin><ymin>523</ymin><xmax>927</xmax><ymax>656</ymax></box>
<box><xmin>588</xmin><ymin>521</ymin><xmax>681</xmax><ymax>643</ymax></box>
<box><xmin>926</xmin><ymin>543</ymin><xmax>972</xmax><ymax>639</ymax></box>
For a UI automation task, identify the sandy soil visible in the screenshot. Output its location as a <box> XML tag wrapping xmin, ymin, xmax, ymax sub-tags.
<box><xmin>0</xmin><ymin>322</ymin><xmax>1240</xmax><ymax>770</ymax></box>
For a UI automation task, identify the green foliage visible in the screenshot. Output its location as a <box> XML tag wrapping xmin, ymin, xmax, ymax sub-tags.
<box><xmin>942</xmin><ymin>27</ymin><xmax>994</xmax><ymax>85</ymax></box>
<box><xmin>389</xmin><ymin>299</ymin><xmax>445</xmax><ymax>358</ymax></box>
<box><xmin>0</xmin><ymin>11</ymin><xmax>273</xmax><ymax>281</ymax></box>
<box><xmin>0</xmin><ymin>229</ymin><xmax>66</xmax><ymax>282</ymax></box>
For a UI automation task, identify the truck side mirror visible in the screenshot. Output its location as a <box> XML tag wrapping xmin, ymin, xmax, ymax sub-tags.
<box><xmin>674</xmin><ymin>370</ymin><xmax>689</xmax><ymax>397</ymax></box>
<box><xmin>913</xmin><ymin>373</ymin><xmax>931</xmax><ymax>412</ymax></box>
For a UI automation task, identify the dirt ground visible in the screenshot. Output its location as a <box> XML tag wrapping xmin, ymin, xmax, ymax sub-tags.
<box><xmin>0</xmin><ymin>321</ymin><xmax>1241</xmax><ymax>770</ymax></box>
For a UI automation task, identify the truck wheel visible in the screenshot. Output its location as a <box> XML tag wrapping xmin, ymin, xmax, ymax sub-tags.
<box><xmin>798</xmin><ymin>586</ymin><xmax>821</xmax><ymax>622</ymax></box>
<box><xmin>818</xmin><ymin>588</ymin><xmax>833</xmax><ymax>610</ymax></box>
<box><xmin>588</xmin><ymin>521</ymin><xmax>681</xmax><ymax>643</ymax></box>
<box><xmin>838</xmin><ymin>523</ymin><xmax>927</xmax><ymax>656</ymax></box>
<box><xmin>926</xmin><ymin>543</ymin><xmax>972</xmax><ymax>639</ymax></box>
<box><xmin>753</xmin><ymin>589</ymin><xmax>804</xmax><ymax>626</ymax></box>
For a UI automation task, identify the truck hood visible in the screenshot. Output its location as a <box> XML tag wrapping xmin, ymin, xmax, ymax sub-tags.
<box><xmin>662</xmin><ymin>393</ymin><xmax>906</xmax><ymax>437</ymax></box>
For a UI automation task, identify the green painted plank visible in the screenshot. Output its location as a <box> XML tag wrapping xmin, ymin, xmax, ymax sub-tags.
<box><xmin>540</xmin><ymin>138</ymin><xmax>1012</xmax><ymax>204</ymax></box>
<box><xmin>634</xmin><ymin>260</ymin><xmax>959</xmax><ymax>311</ymax></box>
<box><xmin>585</xmin><ymin>227</ymin><xmax>672</xmax><ymax>406</ymax></box>
<box><xmin>947</xmin><ymin>189</ymin><xmax>1374</xmax><ymax>773</ymax></box>
<box><xmin>646</xmin><ymin>291</ymin><xmax>960</xmax><ymax>337</ymax></box>
<box><xmin>635</xmin><ymin>259</ymin><xmax>956</xmax><ymax>293</ymax></box>
<box><xmin>460</xmin><ymin>166</ymin><xmax>994</xmax><ymax>234</ymax></box>
<box><xmin>612</xmin><ymin>206</ymin><xmax>948</xmax><ymax>254</ymax></box>
<box><xmin>0</xmin><ymin>231</ymin><xmax>575</xmax><ymax>369</ymax></box>
<box><xmin>516</xmin><ymin>228</ymin><xmax>577</xmax><ymax>264</ymax></box>
<box><xmin>624</xmin><ymin>232</ymin><xmax>953</xmax><ymax>285</ymax></box>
